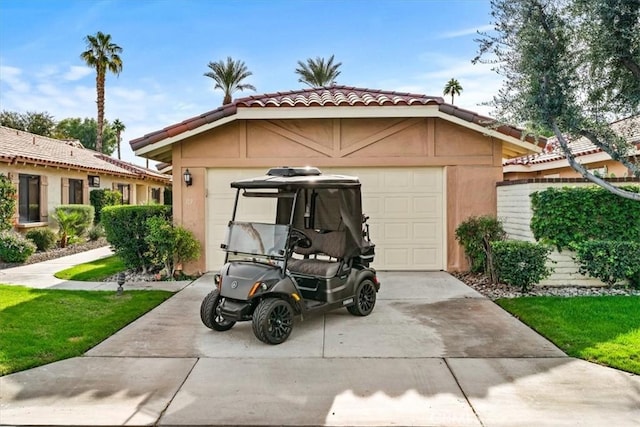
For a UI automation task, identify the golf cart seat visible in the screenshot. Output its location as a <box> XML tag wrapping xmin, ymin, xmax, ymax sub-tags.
<box><xmin>288</xmin><ymin>230</ymin><xmax>346</xmax><ymax>278</ymax></box>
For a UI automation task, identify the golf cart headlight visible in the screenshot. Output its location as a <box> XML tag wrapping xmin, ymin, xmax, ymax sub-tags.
<box><xmin>248</xmin><ymin>281</ymin><xmax>274</xmax><ymax>297</ymax></box>
<box><xmin>214</xmin><ymin>274</ymin><xmax>222</xmax><ymax>290</ymax></box>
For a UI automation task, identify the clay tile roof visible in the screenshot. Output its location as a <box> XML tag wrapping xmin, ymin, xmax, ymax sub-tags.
<box><xmin>131</xmin><ymin>85</ymin><xmax>539</xmax><ymax>151</ymax></box>
<box><xmin>0</xmin><ymin>126</ymin><xmax>170</xmax><ymax>183</ymax></box>
<box><xmin>503</xmin><ymin>116</ymin><xmax>640</xmax><ymax>166</ymax></box>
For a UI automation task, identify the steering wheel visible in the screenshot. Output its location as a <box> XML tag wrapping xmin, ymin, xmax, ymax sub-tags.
<box><xmin>290</xmin><ymin>228</ymin><xmax>312</xmax><ymax>249</ymax></box>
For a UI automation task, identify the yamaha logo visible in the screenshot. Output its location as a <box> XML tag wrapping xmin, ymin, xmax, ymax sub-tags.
<box><xmin>231</xmin><ymin>281</ymin><xmax>238</xmax><ymax>289</ymax></box>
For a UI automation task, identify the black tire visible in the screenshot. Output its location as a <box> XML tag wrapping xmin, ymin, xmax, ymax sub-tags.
<box><xmin>347</xmin><ymin>279</ymin><xmax>377</xmax><ymax>316</ymax></box>
<box><xmin>200</xmin><ymin>290</ymin><xmax>235</xmax><ymax>331</ymax></box>
<box><xmin>252</xmin><ymin>298</ymin><xmax>294</xmax><ymax>344</ymax></box>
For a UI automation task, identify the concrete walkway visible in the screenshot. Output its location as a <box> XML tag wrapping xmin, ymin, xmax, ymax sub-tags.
<box><xmin>1</xmin><ymin>260</ymin><xmax>638</xmax><ymax>425</ymax></box>
<box><xmin>0</xmin><ymin>246</ymin><xmax>190</xmax><ymax>292</ymax></box>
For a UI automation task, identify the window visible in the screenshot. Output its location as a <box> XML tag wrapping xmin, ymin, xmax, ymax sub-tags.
<box><xmin>19</xmin><ymin>174</ymin><xmax>40</xmax><ymax>223</ymax></box>
<box><xmin>88</xmin><ymin>175</ymin><xmax>100</xmax><ymax>187</ymax></box>
<box><xmin>151</xmin><ymin>188</ymin><xmax>161</xmax><ymax>203</ymax></box>
<box><xmin>69</xmin><ymin>179</ymin><xmax>83</xmax><ymax>204</ymax></box>
<box><xmin>117</xmin><ymin>184</ymin><xmax>130</xmax><ymax>204</ymax></box>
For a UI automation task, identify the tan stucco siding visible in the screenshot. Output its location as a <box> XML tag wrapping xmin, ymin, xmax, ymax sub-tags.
<box><xmin>172</xmin><ymin>117</ymin><xmax>504</xmax><ymax>274</ymax></box>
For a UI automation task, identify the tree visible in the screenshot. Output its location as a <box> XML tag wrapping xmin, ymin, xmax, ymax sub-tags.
<box><xmin>204</xmin><ymin>57</ymin><xmax>256</xmax><ymax>105</ymax></box>
<box><xmin>475</xmin><ymin>0</ymin><xmax>640</xmax><ymax>200</ymax></box>
<box><xmin>53</xmin><ymin>117</ymin><xmax>117</xmax><ymax>155</ymax></box>
<box><xmin>0</xmin><ymin>110</ymin><xmax>56</xmax><ymax>136</ymax></box>
<box><xmin>80</xmin><ymin>31</ymin><xmax>123</xmax><ymax>154</ymax></box>
<box><xmin>443</xmin><ymin>78</ymin><xmax>463</xmax><ymax>104</ymax></box>
<box><xmin>295</xmin><ymin>55</ymin><xmax>342</xmax><ymax>88</ymax></box>
<box><xmin>112</xmin><ymin>118</ymin><xmax>125</xmax><ymax>159</ymax></box>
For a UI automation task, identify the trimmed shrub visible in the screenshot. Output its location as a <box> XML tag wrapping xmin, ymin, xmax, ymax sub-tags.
<box><xmin>531</xmin><ymin>186</ymin><xmax>640</xmax><ymax>250</ymax></box>
<box><xmin>53</xmin><ymin>205</ymin><xmax>95</xmax><ymax>247</ymax></box>
<box><xmin>455</xmin><ymin>215</ymin><xmax>506</xmax><ymax>282</ymax></box>
<box><xmin>573</xmin><ymin>240</ymin><xmax>640</xmax><ymax>289</ymax></box>
<box><xmin>491</xmin><ymin>240</ymin><xmax>553</xmax><ymax>292</ymax></box>
<box><xmin>90</xmin><ymin>189</ymin><xmax>122</xmax><ymax>224</ymax></box>
<box><xmin>25</xmin><ymin>227</ymin><xmax>57</xmax><ymax>252</ymax></box>
<box><xmin>0</xmin><ymin>230</ymin><xmax>36</xmax><ymax>263</ymax></box>
<box><xmin>102</xmin><ymin>205</ymin><xmax>171</xmax><ymax>272</ymax></box>
<box><xmin>145</xmin><ymin>216</ymin><xmax>200</xmax><ymax>278</ymax></box>
<box><xmin>0</xmin><ymin>174</ymin><xmax>17</xmax><ymax>231</ymax></box>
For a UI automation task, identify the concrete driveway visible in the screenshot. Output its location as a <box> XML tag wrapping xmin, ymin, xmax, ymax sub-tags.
<box><xmin>1</xmin><ymin>271</ymin><xmax>639</xmax><ymax>426</ymax></box>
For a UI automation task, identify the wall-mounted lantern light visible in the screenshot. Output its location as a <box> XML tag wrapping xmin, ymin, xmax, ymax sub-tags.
<box><xmin>183</xmin><ymin>169</ymin><xmax>193</xmax><ymax>187</ymax></box>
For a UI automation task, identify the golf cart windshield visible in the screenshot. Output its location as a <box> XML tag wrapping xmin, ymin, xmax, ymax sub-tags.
<box><xmin>223</xmin><ymin>222</ymin><xmax>289</xmax><ymax>259</ymax></box>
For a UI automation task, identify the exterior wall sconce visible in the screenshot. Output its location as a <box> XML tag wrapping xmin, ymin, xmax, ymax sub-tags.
<box><xmin>183</xmin><ymin>169</ymin><xmax>193</xmax><ymax>186</ymax></box>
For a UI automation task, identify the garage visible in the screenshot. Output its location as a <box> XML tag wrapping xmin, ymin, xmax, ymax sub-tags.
<box><xmin>131</xmin><ymin>86</ymin><xmax>542</xmax><ymax>274</ymax></box>
<box><xmin>206</xmin><ymin>167</ymin><xmax>445</xmax><ymax>271</ymax></box>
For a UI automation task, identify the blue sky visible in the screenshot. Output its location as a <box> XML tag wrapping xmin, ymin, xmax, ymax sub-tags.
<box><xmin>0</xmin><ymin>0</ymin><xmax>499</xmax><ymax>166</ymax></box>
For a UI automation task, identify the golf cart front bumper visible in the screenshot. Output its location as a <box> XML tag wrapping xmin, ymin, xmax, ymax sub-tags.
<box><xmin>219</xmin><ymin>298</ymin><xmax>254</xmax><ymax>321</ymax></box>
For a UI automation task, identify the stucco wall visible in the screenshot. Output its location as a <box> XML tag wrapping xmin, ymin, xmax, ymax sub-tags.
<box><xmin>497</xmin><ymin>179</ymin><xmax>640</xmax><ymax>286</ymax></box>
<box><xmin>172</xmin><ymin>117</ymin><xmax>505</xmax><ymax>274</ymax></box>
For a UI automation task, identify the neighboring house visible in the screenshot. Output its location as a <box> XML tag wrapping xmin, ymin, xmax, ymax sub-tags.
<box><xmin>503</xmin><ymin>116</ymin><xmax>640</xmax><ymax>179</ymax></box>
<box><xmin>0</xmin><ymin>126</ymin><xmax>171</xmax><ymax>231</ymax></box>
<box><xmin>131</xmin><ymin>86</ymin><xmax>542</xmax><ymax>274</ymax></box>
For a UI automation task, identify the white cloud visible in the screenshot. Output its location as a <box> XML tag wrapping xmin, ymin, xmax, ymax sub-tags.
<box><xmin>0</xmin><ymin>65</ymin><xmax>30</xmax><ymax>92</ymax></box>
<box><xmin>64</xmin><ymin>65</ymin><xmax>92</xmax><ymax>81</ymax></box>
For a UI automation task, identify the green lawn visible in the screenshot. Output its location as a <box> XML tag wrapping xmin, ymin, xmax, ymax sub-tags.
<box><xmin>0</xmin><ymin>284</ymin><xmax>172</xmax><ymax>375</ymax></box>
<box><xmin>497</xmin><ymin>296</ymin><xmax>640</xmax><ymax>374</ymax></box>
<box><xmin>54</xmin><ymin>255</ymin><xmax>126</xmax><ymax>281</ymax></box>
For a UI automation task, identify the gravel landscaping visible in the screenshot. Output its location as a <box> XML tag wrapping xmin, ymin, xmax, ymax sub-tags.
<box><xmin>0</xmin><ymin>238</ymin><xmax>109</xmax><ymax>270</ymax></box>
<box><xmin>453</xmin><ymin>272</ymin><xmax>640</xmax><ymax>300</ymax></box>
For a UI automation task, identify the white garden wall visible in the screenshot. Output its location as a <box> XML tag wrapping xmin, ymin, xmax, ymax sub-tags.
<box><xmin>496</xmin><ymin>178</ymin><xmax>640</xmax><ymax>287</ymax></box>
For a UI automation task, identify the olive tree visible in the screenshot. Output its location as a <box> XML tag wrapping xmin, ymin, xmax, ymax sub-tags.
<box><xmin>475</xmin><ymin>0</ymin><xmax>640</xmax><ymax>200</ymax></box>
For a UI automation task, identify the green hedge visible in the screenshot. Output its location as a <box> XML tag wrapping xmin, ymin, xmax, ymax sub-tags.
<box><xmin>530</xmin><ymin>186</ymin><xmax>640</xmax><ymax>250</ymax></box>
<box><xmin>0</xmin><ymin>174</ymin><xmax>16</xmax><ymax>231</ymax></box>
<box><xmin>491</xmin><ymin>240</ymin><xmax>553</xmax><ymax>292</ymax></box>
<box><xmin>573</xmin><ymin>240</ymin><xmax>640</xmax><ymax>289</ymax></box>
<box><xmin>90</xmin><ymin>189</ymin><xmax>122</xmax><ymax>224</ymax></box>
<box><xmin>101</xmin><ymin>205</ymin><xmax>171</xmax><ymax>272</ymax></box>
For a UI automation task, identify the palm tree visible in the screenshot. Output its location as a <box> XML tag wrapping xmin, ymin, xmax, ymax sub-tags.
<box><xmin>112</xmin><ymin>118</ymin><xmax>125</xmax><ymax>159</ymax></box>
<box><xmin>295</xmin><ymin>55</ymin><xmax>342</xmax><ymax>88</ymax></box>
<box><xmin>443</xmin><ymin>78</ymin><xmax>463</xmax><ymax>104</ymax></box>
<box><xmin>204</xmin><ymin>57</ymin><xmax>256</xmax><ymax>105</ymax></box>
<box><xmin>81</xmin><ymin>31</ymin><xmax>123</xmax><ymax>154</ymax></box>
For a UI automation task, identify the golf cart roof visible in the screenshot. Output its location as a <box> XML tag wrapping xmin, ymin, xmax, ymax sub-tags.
<box><xmin>231</xmin><ymin>167</ymin><xmax>361</xmax><ymax>189</ymax></box>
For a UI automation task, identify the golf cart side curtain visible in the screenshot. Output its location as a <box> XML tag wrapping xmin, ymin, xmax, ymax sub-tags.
<box><xmin>276</xmin><ymin>188</ymin><xmax>364</xmax><ymax>259</ymax></box>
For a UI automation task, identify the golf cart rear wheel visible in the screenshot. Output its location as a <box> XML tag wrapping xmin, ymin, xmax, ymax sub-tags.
<box><xmin>347</xmin><ymin>279</ymin><xmax>377</xmax><ymax>316</ymax></box>
<box><xmin>200</xmin><ymin>290</ymin><xmax>236</xmax><ymax>331</ymax></box>
<box><xmin>252</xmin><ymin>298</ymin><xmax>294</xmax><ymax>344</ymax></box>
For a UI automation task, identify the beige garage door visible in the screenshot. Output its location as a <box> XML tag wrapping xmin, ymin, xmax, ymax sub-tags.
<box><xmin>206</xmin><ymin>167</ymin><xmax>445</xmax><ymax>271</ymax></box>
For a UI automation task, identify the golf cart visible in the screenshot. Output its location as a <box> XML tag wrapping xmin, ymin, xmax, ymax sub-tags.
<box><xmin>200</xmin><ymin>166</ymin><xmax>379</xmax><ymax>344</ymax></box>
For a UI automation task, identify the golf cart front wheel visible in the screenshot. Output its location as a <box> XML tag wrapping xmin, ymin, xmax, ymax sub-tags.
<box><xmin>252</xmin><ymin>298</ymin><xmax>294</xmax><ymax>344</ymax></box>
<box><xmin>347</xmin><ymin>279</ymin><xmax>377</xmax><ymax>316</ymax></box>
<box><xmin>200</xmin><ymin>290</ymin><xmax>236</xmax><ymax>331</ymax></box>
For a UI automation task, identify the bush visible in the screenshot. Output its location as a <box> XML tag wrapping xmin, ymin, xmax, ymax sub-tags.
<box><xmin>455</xmin><ymin>215</ymin><xmax>506</xmax><ymax>282</ymax></box>
<box><xmin>573</xmin><ymin>240</ymin><xmax>640</xmax><ymax>289</ymax></box>
<box><xmin>491</xmin><ymin>240</ymin><xmax>553</xmax><ymax>292</ymax></box>
<box><xmin>145</xmin><ymin>216</ymin><xmax>200</xmax><ymax>278</ymax></box>
<box><xmin>0</xmin><ymin>174</ymin><xmax>17</xmax><ymax>231</ymax></box>
<box><xmin>25</xmin><ymin>228</ymin><xmax>57</xmax><ymax>252</ymax></box>
<box><xmin>0</xmin><ymin>231</ymin><xmax>36</xmax><ymax>263</ymax></box>
<box><xmin>53</xmin><ymin>205</ymin><xmax>95</xmax><ymax>248</ymax></box>
<box><xmin>102</xmin><ymin>205</ymin><xmax>171</xmax><ymax>272</ymax></box>
<box><xmin>87</xmin><ymin>224</ymin><xmax>105</xmax><ymax>241</ymax></box>
<box><xmin>90</xmin><ymin>189</ymin><xmax>122</xmax><ymax>224</ymax></box>
<box><xmin>531</xmin><ymin>186</ymin><xmax>640</xmax><ymax>250</ymax></box>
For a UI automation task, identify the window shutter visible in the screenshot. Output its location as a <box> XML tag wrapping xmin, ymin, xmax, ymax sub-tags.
<box><xmin>61</xmin><ymin>178</ymin><xmax>69</xmax><ymax>204</ymax></box>
<box><xmin>40</xmin><ymin>176</ymin><xmax>48</xmax><ymax>222</ymax></box>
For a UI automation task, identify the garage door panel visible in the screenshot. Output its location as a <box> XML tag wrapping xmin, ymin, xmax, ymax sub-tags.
<box><xmin>207</xmin><ymin>167</ymin><xmax>445</xmax><ymax>271</ymax></box>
